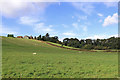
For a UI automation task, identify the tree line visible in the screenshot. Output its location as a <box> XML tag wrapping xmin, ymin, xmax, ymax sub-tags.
<box><xmin>63</xmin><ymin>37</ymin><xmax>119</xmax><ymax>50</ymax></box>
<box><xmin>29</xmin><ymin>33</ymin><xmax>120</xmax><ymax>50</ymax></box>
<box><xmin>7</xmin><ymin>33</ymin><xmax>119</xmax><ymax>50</ymax></box>
<box><xmin>35</xmin><ymin>33</ymin><xmax>61</xmax><ymax>43</ymax></box>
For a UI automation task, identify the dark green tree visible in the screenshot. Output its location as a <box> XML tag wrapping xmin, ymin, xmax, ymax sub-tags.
<box><xmin>63</xmin><ymin>38</ymin><xmax>69</xmax><ymax>46</ymax></box>
<box><xmin>34</xmin><ymin>36</ymin><xmax>37</xmax><ymax>39</ymax></box>
<box><xmin>7</xmin><ymin>34</ymin><xmax>14</xmax><ymax>37</ymax></box>
<box><xmin>85</xmin><ymin>39</ymin><xmax>92</xmax><ymax>44</ymax></box>
<box><xmin>46</xmin><ymin>33</ymin><xmax>49</xmax><ymax>37</ymax></box>
<box><xmin>37</xmin><ymin>35</ymin><xmax>41</xmax><ymax>40</ymax></box>
<box><xmin>41</xmin><ymin>36</ymin><xmax>46</xmax><ymax>41</ymax></box>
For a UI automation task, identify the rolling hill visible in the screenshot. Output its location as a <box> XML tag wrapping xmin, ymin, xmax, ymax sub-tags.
<box><xmin>2</xmin><ymin>37</ymin><xmax>118</xmax><ymax>78</ymax></box>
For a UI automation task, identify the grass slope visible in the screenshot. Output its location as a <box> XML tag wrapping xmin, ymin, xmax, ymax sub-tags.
<box><xmin>2</xmin><ymin>37</ymin><xmax>118</xmax><ymax>78</ymax></box>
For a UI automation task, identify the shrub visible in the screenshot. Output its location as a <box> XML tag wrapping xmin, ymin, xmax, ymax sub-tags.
<box><xmin>7</xmin><ymin>34</ymin><xmax>14</xmax><ymax>38</ymax></box>
<box><xmin>83</xmin><ymin>44</ymin><xmax>94</xmax><ymax>50</ymax></box>
<box><xmin>94</xmin><ymin>46</ymin><xmax>109</xmax><ymax>50</ymax></box>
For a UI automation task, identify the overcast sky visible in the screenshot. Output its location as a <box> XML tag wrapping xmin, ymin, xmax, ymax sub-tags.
<box><xmin>0</xmin><ymin>2</ymin><xmax>118</xmax><ymax>41</ymax></box>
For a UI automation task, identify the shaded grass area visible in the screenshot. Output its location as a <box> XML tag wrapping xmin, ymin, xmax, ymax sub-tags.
<box><xmin>2</xmin><ymin>37</ymin><xmax>118</xmax><ymax>78</ymax></box>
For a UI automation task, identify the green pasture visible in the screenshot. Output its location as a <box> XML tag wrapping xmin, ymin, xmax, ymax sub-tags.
<box><xmin>2</xmin><ymin>37</ymin><xmax>118</xmax><ymax>78</ymax></box>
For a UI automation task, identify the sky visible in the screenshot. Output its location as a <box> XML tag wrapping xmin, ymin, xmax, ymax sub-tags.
<box><xmin>0</xmin><ymin>1</ymin><xmax>118</xmax><ymax>41</ymax></box>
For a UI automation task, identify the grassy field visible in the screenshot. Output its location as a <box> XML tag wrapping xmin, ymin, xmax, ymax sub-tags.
<box><xmin>2</xmin><ymin>37</ymin><xmax>118</xmax><ymax>78</ymax></box>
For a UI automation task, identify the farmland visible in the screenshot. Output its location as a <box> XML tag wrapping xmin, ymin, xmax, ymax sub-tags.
<box><xmin>2</xmin><ymin>37</ymin><xmax>118</xmax><ymax>78</ymax></box>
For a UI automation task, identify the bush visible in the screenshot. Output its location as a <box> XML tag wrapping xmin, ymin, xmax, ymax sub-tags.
<box><xmin>83</xmin><ymin>44</ymin><xmax>94</xmax><ymax>50</ymax></box>
<box><xmin>7</xmin><ymin>34</ymin><xmax>14</xmax><ymax>37</ymax></box>
<box><xmin>94</xmin><ymin>46</ymin><xmax>109</xmax><ymax>50</ymax></box>
<box><xmin>57</xmin><ymin>41</ymin><xmax>62</xmax><ymax>44</ymax></box>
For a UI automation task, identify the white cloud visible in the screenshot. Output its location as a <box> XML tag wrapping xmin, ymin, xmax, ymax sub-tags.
<box><xmin>19</xmin><ymin>16</ymin><xmax>39</xmax><ymax>25</ymax></box>
<box><xmin>97</xmin><ymin>13</ymin><xmax>103</xmax><ymax>17</ymax></box>
<box><xmin>103</xmin><ymin>13</ymin><xmax>118</xmax><ymax>27</ymax></box>
<box><xmin>77</xmin><ymin>15</ymin><xmax>87</xmax><ymax>22</ymax></box>
<box><xmin>60</xmin><ymin>34</ymin><xmax>118</xmax><ymax>41</ymax></box>
<box><xmin>0</xmin><ymin>0</ymin><xmax>53</xmax><ymax>18</ymax></box>
<box><xmin>0</xmin><ymin>1</ymin><xmax>33</xmax><ymax>18</ymax></box>
<box><xmin>86</xmin><ymin>35</ymin><xmax>107</xmax><ymax>39</ymax></box>
<box><xmin>72</xmin><ymin>23</ymin><xmax>78</xmax><ymax>29</ymax></box>
<box><xmin>71</xmin><ymin>2</ymin><xmax>94</xmax><ymax>15</ymax></box>
<box><xmin>34</xmin><ymin>23</ymin><xmax>54</xmax><ymax>33</ymax></box>
<box><xmin>1</xmin><ymin>0</ymin><xmax>119</xmax><ymax>2</ymax></box>
<box><xmin>72</xmin><ymin>14</ymin><xmax>87</xmax><ymax>22</ymax></box>
<box><xmin>19</xmin><ymin>16</ymin><xmax>55</xmax><ymax>34</ymax></box>
<box><xmin>86</xmin><ymin>34</ymin><xmax>118</xmax><ymax>39</ymax></box>
<box><xmin>82</xmin><ymin>26</ymin><xmax>87</xmax><ymax>32</ymax></box>
<box><xmin>103</xmin><ymin>2</ymin><xmax>117</xmax><ymax>7</ymax></box>
<box><xmin>109</xmin><ymin>34</ymin><xmax>118</xmax><ymax>37</ymax></box>
<box><xmin>72</xmin><ymin>23</ymin><xmax>87</xmax><ymax>32</ymax></box>
<box><xmin>62</xmin><ymin>24</ymin><xmax>69</xmax><ymax>28</ymax></box>
<box><xmin>63</xmin><ymin>32</ymin><xmax>75</xmax><ymax>36</ymax></box>
<box><xmin>0</xmin><ymin>25</ymin><xmax>18</xmax><ymax>35</ymax></box>
<box><xmin>59</xmin><ymin>38</ymin><xmax>64</xmax><ymax>42</ymax></box>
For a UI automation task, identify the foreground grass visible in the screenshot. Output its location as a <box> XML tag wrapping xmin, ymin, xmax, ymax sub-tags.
<box><xmin>2</xmin><ymin>37</ymin><xmax>118</xmax><ymax>78</ymax></box>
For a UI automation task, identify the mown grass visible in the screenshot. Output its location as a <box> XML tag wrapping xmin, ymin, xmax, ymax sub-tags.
<box><xmin>2</xmin><ymin>37</ymin><xmax>118</xmax><ymax>78</ymax></box>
